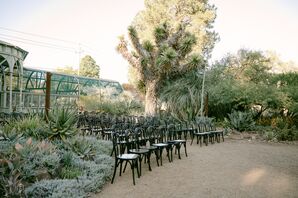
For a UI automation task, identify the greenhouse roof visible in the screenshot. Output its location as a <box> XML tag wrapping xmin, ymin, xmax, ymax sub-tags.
<box><xmin>0</xmin><ymin>40</ymin><xmax>28</xmax><ymax>60</ymax></box>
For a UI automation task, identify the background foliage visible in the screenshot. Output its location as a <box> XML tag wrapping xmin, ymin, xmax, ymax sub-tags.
<box><xmin>160</xmin><ymin>48</ymin><xmax>298</xmax><ymax>140</ymax></box>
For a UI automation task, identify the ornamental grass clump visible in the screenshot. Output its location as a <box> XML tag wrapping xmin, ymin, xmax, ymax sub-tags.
<box><xmin>1</xmin><ymin>115</ymin><xmax>46</xmax><ymax>140</ymax></box>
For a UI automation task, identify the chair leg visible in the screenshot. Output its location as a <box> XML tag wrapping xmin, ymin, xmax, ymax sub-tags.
<box><xmin>111</xmin><ymin>158</ymin><xmax>118</xmax><ymax>184</ymax></box>
<box><xmin>135</xmin><ymin>159</ymin><xmax>140</xmax><ymax>178</ymax></box>
<box><xmin>166</xmin><ymin>147</ymin><xmax>171</xmax><ymax>163</ymax></box>
<box><xmin>166</xmin><ymin>146</ymin><xmax>172</xmax><ymax>162</ymax></box>
<box><xmin>176</xmin><ymin>144</ymin><xmax>181</xmax><ymax>159</ymax></box>
<box><xmin>170</xmin><ymin>147</ymin><xmax>173</xmax><ymax>162</ymax></box>
<box><xmin>120</xmin><ymin>160</ymin><xmax>124</xmax><ymax>175</ymax></box>
<box><xmin>147</xmin><ymin>152</ymin><xmax>152</xmax><ymax>171</ymax></box>
<box><xmin>210</xmin><ymin>134</ymin><xmax>214</xmax><ymax>144</ymax></box>
<box><xmin>160</xmin><ymin>148</ymin><xmax>163</xmax><ymax>166</ymax></box>
<box><xmin>204</xmin><ymin>135</ymin><xmax>208</xmax><ymax>146</ymax></box>
<box><xmin>184</xmin><ymin>142</ymin><xmax>188</xmax><ymax>157</ymax></box>
<box><xmin>199</xmin><ymin>136</ymin><xmax>202</xmax><ymax>147</ymax></box>
<box><xmin>222</xmin><ymin>133</ymin><xmax>224</xmax><ymax>142</ymax></box>
<box><xmin>154</xmin><ymin>150</ymin><xmax>159</xmax><ymax>166</ymax></box>
<box><xmin>131</xmin><ymin>160</ymin><xmax>136</xmax><ymax>185</ymax></box>
<box><xmin>138</xmin><ymin>156</ymin><xmax>142</xmax><ymax>176</ymax></box>
<box><xmin>110</xmin><ymin>145</ymin><xmax>115</xmax><ymax>156</ymax></box>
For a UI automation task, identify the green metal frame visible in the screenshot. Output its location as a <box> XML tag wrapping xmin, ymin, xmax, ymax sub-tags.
<box><xmin>23</xmin><ymin>67</ymin><xmax>123</xmax><ymax>95</ymax></box>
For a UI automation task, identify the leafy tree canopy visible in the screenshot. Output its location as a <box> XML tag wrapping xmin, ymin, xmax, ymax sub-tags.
<box><xmin>217</xmin><ymin>49</ymin><xmax>272</xmax><ymax>83</ymax></box>
<box><xmin>206</xmin><ymin>49</ymin><xmax>296</xmax><ymax>119</ymax></box>
<box><xmin>79</xmin><ymin>55</ymin><xmax>100</xmax><ymax>78</ymax></box>
<box><xmin>56</xmin><ymin>66</ymin><xmax>77</xmax><ymax>75</ymax></box>
<box><xmin>133</xmin><ymin>0</ymin><xmax>218</xmax><ymax>55</ymax></box>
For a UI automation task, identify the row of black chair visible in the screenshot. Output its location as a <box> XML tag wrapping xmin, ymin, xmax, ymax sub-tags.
<box><xmin>191</xmin><ymin>120</ymin><xmax>224</xmax><ymax>146</ymax></box>
<box><xmin>78</xmin><ymin>113</ymin><xmax>224</xmax><ymax>147</ymax></box>
<box><xmin>110</xmin><ymin>124</ymin><xmax>188</xmax><ymax>185</ymax></box>
<box><xmin>78</xmin><ymin>113</ymin><xmax>225</xmax><ymax>185</ymax></box>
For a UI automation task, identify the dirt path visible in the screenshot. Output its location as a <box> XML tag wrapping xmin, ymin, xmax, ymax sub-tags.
<box><xmin>94</xmin><ymin>139</ymin><xmax>298</xmax><ymax>198</ymax></box>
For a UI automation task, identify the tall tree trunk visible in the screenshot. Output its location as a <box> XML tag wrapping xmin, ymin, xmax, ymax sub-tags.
<box><xmin>204</xmin><ymin>92</ymin><xmax>208</xmax><ymax>117</ymax></box>
<box><xmin>145</xmin><ymin>80</ymin><xmax>158</xmax><ymax>116</ymax></box>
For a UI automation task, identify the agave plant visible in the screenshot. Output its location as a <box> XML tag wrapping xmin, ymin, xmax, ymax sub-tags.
<box><xmin>46</xmin><ymin>107</ymin><xmax>78</xmax><ymax>141</ymax></box>
<box><xmin>66</xmin><ymin>138</ymin><xmax>95</xmax><ymax>161</ymax></box>
<box><xmin>226</xmin><ymin>111</ymin><xmax>255</xmax><ymax>132</ymax></box>
<box><xmin>0</xmin><ymin>128</ymin><xmax>23</xmax><ymax>142</ymax></box>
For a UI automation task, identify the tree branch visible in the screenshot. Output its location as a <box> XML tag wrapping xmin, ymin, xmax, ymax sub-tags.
<box><xmin>167</xmin><ymin>23</ymin><xmax>186</xmax><ymax>47</ymax></box>
<box><xmin>128</xmin><ymin>26</ymin><xmax>150</xmax><ymax>59</ymax></box>
<box><xmin>116</xmin><ymin>36</ymin><xmax>141</xmax><ymax>71</ymax></box>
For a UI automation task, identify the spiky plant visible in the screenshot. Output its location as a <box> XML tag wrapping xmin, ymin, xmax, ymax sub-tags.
<box><xmin>160</xmin><ymin>71</ymin><xmax>203</xmax><ymax>122</ymax></box>
<box><xmin>46</xmin><ymin>107</ymin><xmax>78</xmax><ymax>141</ymax></box>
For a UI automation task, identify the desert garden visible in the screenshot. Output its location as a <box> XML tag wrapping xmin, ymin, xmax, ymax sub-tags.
<box><xmin>1</xmin><ymin>0</ymin><xmax>298</xmax><ymax>197</ymax></box>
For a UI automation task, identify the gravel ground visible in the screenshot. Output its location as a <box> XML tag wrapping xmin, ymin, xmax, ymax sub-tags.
<box><xmin>94</xmin><ymin>139</ymin><xmax>298</xmax><ymax>198</ymax></box>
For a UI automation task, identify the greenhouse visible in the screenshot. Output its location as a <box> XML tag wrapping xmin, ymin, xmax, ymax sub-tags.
<box><xmin>0</xmin><ymin>40</ymin><xmax>122</xmax><ymax>113</ymax></box>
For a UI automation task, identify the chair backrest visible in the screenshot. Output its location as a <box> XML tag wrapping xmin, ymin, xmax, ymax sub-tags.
<box><xmin>146</xmin><ymin>126</ymin><xmax>157</xmax><ymax>145</ymax></box>
<box><xmin>132</xmin><ymin>127</ymin><xmax>143</xmax><ymax>148</ymax></box>
<box><xmin>112</xmin><ymin>128</ymin><xmax>132</xmax><ymax>157</ymax></box>
<box><xmin>157</xmin><ymin>125</ymin><xmax>167</xmax><ymax>142</ymax></box>
<box><xmin>195</xmin><ymin>120</ymin><xmax>206</xmax><ymax>133</ymax></box>
<box><xmin>167</xmin><ymin>123</ymin><xmax>176</xmax><ymax>141</ymax></box>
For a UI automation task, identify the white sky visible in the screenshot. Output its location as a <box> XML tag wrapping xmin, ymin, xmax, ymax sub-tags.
<box><xmin>210</xmin><ymin>0</ymin><xmax>298</xmax><ymax>64</ymax></box>
<box><xmin>1</xmin><ymin>0</ymin><xmax>297</xmax><ymax>83</ymax></box>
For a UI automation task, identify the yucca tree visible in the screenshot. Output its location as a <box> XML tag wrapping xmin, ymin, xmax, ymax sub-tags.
<box><xmin>117</xmin><ymin>22</ymin><xmax>205</xmax><ymax>115</ymax></box>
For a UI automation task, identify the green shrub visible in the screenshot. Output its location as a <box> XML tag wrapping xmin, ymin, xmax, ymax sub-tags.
<box><xmin>94</xmin><ymin>154</ymin><xmax>114</xmax><ymax>166</ymax></box>
<box><xmin>65</xmin><ymin>136</ymin><xmax>112</xmax><ymax>160</ymax></box>
<box><xmin>60</xmin><ymin>150</ymin><xmax>75</xmax><ymax>167</ymax></box>
<box><xmin>274</xmin><ymin>126</ymin><xmax>298</xmax><ymax>141</ymax></box>
<box><xmin>1</xmin><ymin>115</ymin><xmax>46</xmax><ymax>140</ymax></box>
<box><xmin>15</xmin><ymin>139</ymin><xmax>61</xmax><ymax>182</ymax></box>
<box><xmin>72</xmin><ymin>157</ymin><xmax>113</xmax><ymax>192</ymax></box>
<box><xmin>15</xmin><ymin>116</ymin><xmax>46</xmax><ymax>139</ymax></box>
<box><xmin>0</xmin><ymin>140</ymin><xmax>15</xmax><ymax>155</ymax></box>
<box><xmin>226</xmin><ymin>111</ymin><xmax>255</xmax><ymax>132</ymax></box>
<box><xmin>59</xmin><ymin>167</ymin><xmax>82</xmax><ymax>179</ymax></box>
<box><xmin>1</xmin><ymin>130</ymin><xmax>113</xmax><ymax>197</ymax></box>
<box><xmin>25</xmin><ymin>179</ymin><xmax>85</xmax><ymax>198</ymax></box>
<box><xmin>75</xmin><ymin>136</ymin><xmax>112</xmax><ymax>156</ymax></box>
<box><xmin>256</xmin><ymin>123</ymin><xmax>298</xmax><ymax>141</ymax></box>
<box><xmin>264</xmin><ymin>131</ymin><xmax>275</xmax><ymax>140</ymax></box>
<box><xmin>25</xmin><ymin>155</ymin><xmax>113</xmax><ymax>198</ymax></box>
<box><xmin>79</xmin><ymin>90</ymin><xmax>144</xmax><ymax>116</ymax></box>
